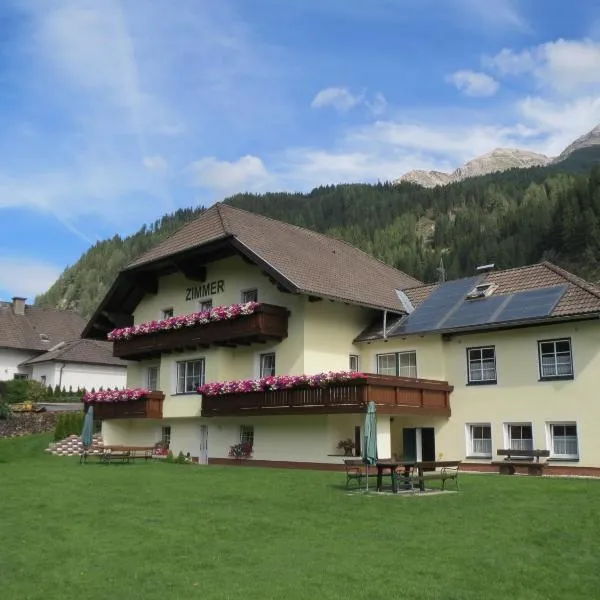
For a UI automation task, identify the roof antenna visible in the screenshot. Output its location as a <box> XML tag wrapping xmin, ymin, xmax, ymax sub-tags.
<box><xmin>437</xmin><ymin>257</ymin><xmax>446</xmax><ymax>284</ymax></box>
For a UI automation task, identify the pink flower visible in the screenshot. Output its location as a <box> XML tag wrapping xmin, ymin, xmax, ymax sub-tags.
<box><xmin>107</xmin><ymin>302</ymin><xmax>260</xmax><ymax>341</ymax></box>
<box><xmin>84</xmin><ymin>388</ymin><xmax>151</xmax><ymax>403</ymax></box>
<box><xmin>197</xmin><ymin>371</ymin><xmax>365</xmax><ymax>397</ymax></box>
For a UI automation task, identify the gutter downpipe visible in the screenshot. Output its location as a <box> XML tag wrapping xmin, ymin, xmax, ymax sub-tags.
<box><xmin>58</xmin><ymin>362</ymin><xmax>66</xmax><ymax>390</ymax></box>
<box><xmin>383</xmin><ymin>310</ymin><xmax>388</xmax><ymax>341</ymax></box>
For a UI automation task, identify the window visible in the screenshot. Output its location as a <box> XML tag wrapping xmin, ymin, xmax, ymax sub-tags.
<box><xmin>199</xmin><ymin>299</ymin><xmax>213</xmax><ymax>311</ymax></box>
<box><xmin>377</xmin><ymin>353</ymin><xmax>396</xmax><ymax>376</ymax></box>
<box><xmin>40</xmin><ymin>375</ymin><xmax>47</xmax><ymax>385</ymax></box>
<box><xmin>539</xmin><ymin>339</ymin><xmax>573</xmax><ymax>379</ymax></box>
<box><xmin>468</xmin><ymin>424</ymin><xmax>492</xmax><ymax>457</ymax></box>
<box><xmin>260</xmin><ymin>353</ymin><xmax>276</xmax><ymax>378</ymax></box>
<box><xmin>240</xmin><ymin>425</ymin><xmax>254</xmax><ymax>446</ymax></box>
<box><xmin>161</xmin><ymin>426</ymin><xmax>171</xmax><ymax>445</ymax></box>
<box><xmin>349</xmin><ymin>354</ymin><xmax>360</xmax><ymax>372</ymax></box>
<box><xmin>466</xmin><ymin>282</ymin><xmax>497</xmax><ymax>300</ymax></box>
<box><xmin>147</xmin><ymin>366</ymin><xmax>159</xmax><ymax>391</ymax></box>
<box><xmin>161</xmin><ymin>307</ymin><xmax>174</xmax><ymax>320</ymax></box>
<box><xmin>176</xmin><ymin>360</ymin><xmax>205</xmax><ymax>394</ymax></box>
<box><xmin>376</xmin><ymin>351</ymin><xmax>417</xmax><ymax>378</ymax></box>
<box><xmin>398</xmin><ymin>351</ymin><xmax>417</xmax><ymax>378</ymax></box>
<box><xmin>467</xmin><ymin>347</ymin><xmax>497</xmax><ymax>384</ymax></box>
<box><xmin>549</xmin><ymin>423</ymin><xmax>578</xmax><ymax>459</ymax></box>
<box><xmin>241</xmin><ymin>289</ymin><xmax>258</xmax><ymax>303</ymax></box>
<box><xmin>508</xmin><ymin>424</ymin><xmax>533</xmax><ymax>451</ymax></box>
<box><xmin>13</xmin><ymin>373</ymin><xmax>28</xmax><ymax>380</ymax></box>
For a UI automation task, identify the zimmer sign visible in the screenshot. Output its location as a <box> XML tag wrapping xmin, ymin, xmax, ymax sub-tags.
<box><xmin>185</xmin><ymin>280</ymin><xmax>224</xmax><ymax>301</ymax></box>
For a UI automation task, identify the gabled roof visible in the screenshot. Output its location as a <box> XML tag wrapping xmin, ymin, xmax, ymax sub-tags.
<box><xmin>22</xmin><ymin>339</ymin><xmax>127</xmax><ymax>368</ymax></box>
<box><xmin>127</xmin><ymin>203</ymin><xmax>421</xmax><ymax>311</ymax></box>
<box><xmin>357</xmin><ymin>262</ymin><xmax>600</xmax><ymax>341</ymax></box>
<box><xmin>0</xmin><ymin>302</ymin><xmax>86</xmax><ymax>352</ymax></box>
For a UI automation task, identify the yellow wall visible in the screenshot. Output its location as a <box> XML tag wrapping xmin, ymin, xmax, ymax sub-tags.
<box><xmin>127</xmin><ymin>254</ymin><xmax>374</xmax><ymax>420</ymax></box>
<box><xmin>358</xmin><ymin>321</ymin><xmax>600</xmax><ymax>468</ymax></box>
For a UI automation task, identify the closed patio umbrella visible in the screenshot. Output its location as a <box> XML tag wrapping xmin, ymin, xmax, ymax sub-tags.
<box><xmin>81</xmin><ymin>405</ymin><xmax>94</xmax><ymax>449</ymax></box>
<box><xmin>362</xmin><ymin>401</ymin><xmax>378</xmax><ymax>491</ymax></box>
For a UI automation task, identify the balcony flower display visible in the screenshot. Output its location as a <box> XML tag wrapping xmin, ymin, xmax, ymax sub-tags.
<box><xmin>107</xmin><ymin>302</ymin><xmax>260</xmax><ymax>341</ymax></box>
<box><xmin>197</xmin><ymin>371</ymin><xmax>365</xmax><ymax>397</ymax></box>
<box><xmin>83</xmin><ymin>388</ymin><xmax>151</xmax><ymax>404</ymax></box>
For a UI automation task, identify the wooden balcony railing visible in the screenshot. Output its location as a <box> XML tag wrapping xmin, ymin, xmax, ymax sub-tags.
<box><xmin>87</xmin><ymin>391</ymin><xmax>165</xmax><ymax>420</ymax></box>
<box><xmin>112</xmin><ymin>304</ymin><xmax>289</xmax><ymax>360</ymax></box>
<box><xmin>201</xmin><ymin>374</ymin><xmax>452</xmax><ymax>417</ymax></box>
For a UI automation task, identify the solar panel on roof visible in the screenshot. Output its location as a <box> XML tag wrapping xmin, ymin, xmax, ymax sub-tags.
<box><xmin>400</xmin><ymin>276</ymin><xmax>481</xmax><ymax>334</ymax></box>
<box><xmin>441</xmin><ymin>296</ymin><xmax>506</xmax><ymax>329</ymax></box>
<box><xmin>394</xmin><ymin>281</ymin><xmax>568</xmax><ymax>335</ymax></box>
<box><xmin>496</xmin><ymin>285</ymin><xmax>567</xmax><ymax>323</ymax></box>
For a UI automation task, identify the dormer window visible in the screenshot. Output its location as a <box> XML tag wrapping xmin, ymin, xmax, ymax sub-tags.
<box><xmin>39</xmin><ymin>333</ymin><xmax>50</xmax><ymax>343</ymax></box>
<box><xmin>466</xmin><ymin>282</ymin><xmax>497</xmax><ymax>300</ymax></box>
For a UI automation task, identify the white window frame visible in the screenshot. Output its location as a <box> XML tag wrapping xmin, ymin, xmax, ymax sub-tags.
<box><xmin>259</xmin><ymin>353</ymin><xmax>276</xmax><ymax>378</ymax></box>
<box><xmin>161</xmin><ymin>426</ymin><xmax>171</xmax><ymax>445</ymax></box>
<box><xmin>198</xmin><ymin>299</ymin><xmax>213</xmax><ymax>311</ymax></box>
<box><xmin>241</xmin><ymin>289</ymin><xmax>258</xmax><ymax>303</ymax></box>
<box><xmin>146</xmin><ymin>366</ymin><xmax>160</xmax><ymax>391</ymax></box>
<box><xmin>240</xmin><ymin>425</ymin><xmax>254</xmax><ymax>446</ymax></box>
<box><xmin>349</xmin><ymin>354</ymin><xmax>360</xmax><ymax>372</ymax></box>
<box><xmin>466</xmin><ymin>423</ymin><xmax>492</xmax><ymax>458</ymax></box>
<box><xmin>505</xmin><ymin>423</ymin><xmax>534</xmax><ymax>451</ymax></box>
<box><xmin>467</xmin><ymin>346</ymin><xmax>497</xmax><ymax>384</ymax></box>
<box><xmin>538</xmin><ymin>338</ymin><xmax>573</xmax><ymax>380</ymax></box>
<box><xmin>376</xmin><ymin>351</ymin><xmax>417</xmax><ymax>378</ymax></box>
<box><xmin>547</xmin><ymin>422</ymin><xmax>578</xmax><ymax>460</ymax></box>
<box><xmin>40</xmin><ymin>375</ymin><xmax>47</xmax><ymax>385</ymax></box>
<box><xmin>176</xmin><ymin>359</ymin><xmax>205</xmax><ymax>394</ymax></box>
<box><xmin>161</xmin><ymin>307</ymin><xmax>174</xmax><ymax>320</ymax></box>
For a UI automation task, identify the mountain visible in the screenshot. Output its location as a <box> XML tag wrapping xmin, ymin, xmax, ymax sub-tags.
<box><xmin>36</xmin><ymin>158</ymin><xmax>600</xmax><ymax>320</ymax></box>
<box><xmin>395</xmin><ymin>124</ymin><xmax>600</xmax><ymax>188</ymax></box>
<box><xmin>558</xmin><ymin>124</ymin><xmax>600</xmax><ymax>160</ymax></box>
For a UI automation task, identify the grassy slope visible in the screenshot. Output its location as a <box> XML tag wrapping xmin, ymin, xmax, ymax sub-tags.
<box><xmin>1</xmin><ymin>435</ymin><xmax>599</xmax><ymax>600</ymax></box>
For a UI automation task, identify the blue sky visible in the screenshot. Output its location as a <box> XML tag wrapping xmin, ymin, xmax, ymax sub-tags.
<box><xmin>1</xmin><ymin>0</ymin><xmax>600</xmax><ymax>300</ymax></box>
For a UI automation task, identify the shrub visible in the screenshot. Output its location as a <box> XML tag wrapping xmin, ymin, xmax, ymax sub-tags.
<box><xmin>165</xmin><ymin>450</ymin><xmax>174</xmax><ymax>463</ymax></box>
<box><xmin>0</xmin><ymin>401</ymin><xmax>12</xmax><ymax>420</ymax></box>
<box><xmin>175</xmin><ymin>451</ymin><xmax>186</xmax><ymax>464</ymax></box>
<box><xmin>53</xmin><ymin>412</ymin><xmax>85</xmax><ymax>441</ymax></box>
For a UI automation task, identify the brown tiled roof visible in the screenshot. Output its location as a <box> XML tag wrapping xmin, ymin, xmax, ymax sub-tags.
<box><xmin>357</xmin><ymin>261</ymin><xmax>600</xmax><ymax>341</ymax></box>
<box><xmin>127</xmin><ymin>203</ymin><xmax>421</xmax><ymax>311</ymax></box>
<box><xmin>0</xmin><ymin>302</ymin><xmax>86</xmax><ymax>352</ymax></box>
<box><xmin>22</xmin><ymin>339</ymin><xmax>126</xmax><ymax>368</ymax></box>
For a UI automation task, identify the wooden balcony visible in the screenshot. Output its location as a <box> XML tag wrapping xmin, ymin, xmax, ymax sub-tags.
<box><xmin>201</xmin><ymin>375</ymin><xmax>452</xmax><ymax>417</ymax></box>
<box><xmin>87</xmin><ymin>391</ymin><xmax>165</xmax><ymax>420</ymax></box>
<box><xmin>112</xmin><ymin>304</ymin><xmax>289</xmax><ymax>360</ymax></box>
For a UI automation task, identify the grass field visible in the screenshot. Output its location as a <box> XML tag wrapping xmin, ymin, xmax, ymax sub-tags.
<box><xmin>1</xmin><ymin>435</ymin><xmax>600</xmax><ymax>600</ymax></box>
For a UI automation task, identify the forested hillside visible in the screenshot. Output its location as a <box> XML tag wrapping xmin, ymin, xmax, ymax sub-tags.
<box><xmin>36</xmin><ymin>148</ymin><xmax>600</xmax><ymax>319</ymax></box>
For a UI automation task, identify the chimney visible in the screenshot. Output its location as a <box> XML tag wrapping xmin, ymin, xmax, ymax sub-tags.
<box><xmin>12</xmin><ymin>297</ymin><xmax>26</xmax><ymax>316</ymax></box>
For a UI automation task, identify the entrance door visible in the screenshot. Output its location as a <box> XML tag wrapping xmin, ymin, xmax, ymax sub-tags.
<box><xmin>421</xmin><ymin>428</ymin><xmax>436</xmax><ymax>461</ymax></box>
<box><xmin>403</xmin><ymin>427</ymin><xmax>435</xmax><ymax>463</ymax></box>
<box><xmin>402</xmin><ymin>428</ymin><xmax>417</xmax><ymax>461</ymax></box>
<box><xmin>199</xmin><ymin>425</ymin><xmax>208</xmax><ymax>465</ymax></box>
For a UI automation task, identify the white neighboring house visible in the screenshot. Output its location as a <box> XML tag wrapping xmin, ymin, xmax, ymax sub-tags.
<box><xmin>0</xmin><ymin>297</ymin><xmax>127</xmax><ymax>391</ymax></box>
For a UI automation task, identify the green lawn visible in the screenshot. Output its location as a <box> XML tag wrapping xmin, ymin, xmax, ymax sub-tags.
<box><xmin>1</xmin><ymin>435</ymin><xmax>599</xmax><ymax>600</ymax></box>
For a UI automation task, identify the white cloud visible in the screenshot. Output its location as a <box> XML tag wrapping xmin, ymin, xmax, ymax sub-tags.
<box><xmin>455</xmin><ymin>0</ymin><xmax>527</xmax><ymax>31</ymax></box>
<box><xmin>311</xmin><ymin>87</ymin><xmax>363</xmax><ymax>112</ymax></box>
<box><xmin>484</xmin><ymin>39</ymin><xmax>600</xmax><ymax>93</ymax></box>
<box><xmin>446</xmin><ymin>70</ymin><xmax>500</xmax><ymax>97</ymax></box>
<box><xmin>0</xmin><ymin>256</ymin><xmax>62</xmax><ymax>299</ymax></box>
<box><xmin>143</xmin><ymin>155</ymin><xmax>168</xmax><ymax>172</ymax></box>
<box><xmin>365</xmin><ymin>92</ymin><xmax>388</xmax><ymax>116</ymax></box>
<box><xmin>189</xmin><ymin>155</ymin><xmax>272</xmax><ymax>193</ymax></box>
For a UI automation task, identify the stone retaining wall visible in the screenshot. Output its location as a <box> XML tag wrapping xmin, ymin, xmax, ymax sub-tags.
<box><xmin>0</xmin><ymin>412</ymin><xmax>59</xmax><ymax>439</ymax></box>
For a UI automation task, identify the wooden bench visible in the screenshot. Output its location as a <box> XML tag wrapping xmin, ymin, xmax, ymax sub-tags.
<box><xmin>343</xmin><ymin>459</ymin><xmax>378</xmax><ymax>488</ymax></box>
<box><xmin>491</xmin><ymin>449</ymin><xmax>550</xmax><ymax>476</ymax></box>
<box><xmin>80</xmin><ymin>445</ymin><xmax>155</xmax><ymax>464</ymax></box>
<box><xmin>415</xmin><ymin>461</ymin><xmax>462</xmax><ymax>491</ymax></box>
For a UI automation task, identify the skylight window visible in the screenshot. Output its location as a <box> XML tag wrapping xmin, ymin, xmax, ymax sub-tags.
<box><xmin>39</xmin><ymin>333</ymin><xmax>50</xmax><ymax>343</ymax></box>
<box><xmin>466</xmin><ymin>282</ymin><xmax>497</xmax><ymax>300</ymax></box>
